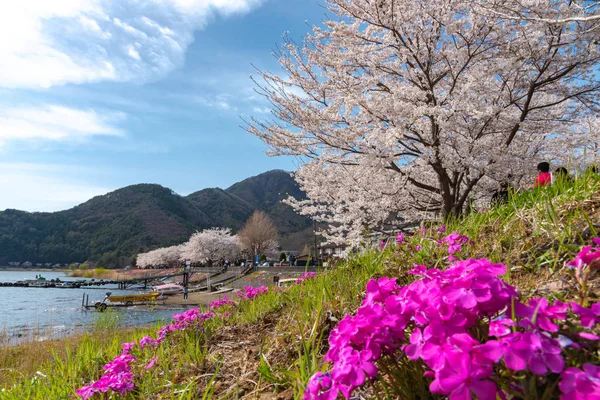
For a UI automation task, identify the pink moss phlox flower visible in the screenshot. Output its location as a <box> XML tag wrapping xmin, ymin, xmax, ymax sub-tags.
<box><xmin>559</xmin><ymin>363</ymin><xmax>600</xmax><ymax>400</ymax></box>
<box><xmin>379</xmin><ymin>241</ymin><xmax>386</xmax><ymax>249</ymax></box>
<box><xmin>437</xmin><ymin>225</ymin><xmax>446</xmax><ymax>233</ymax></box>
<box><xmin>145</xmin><ymin>356</ymin><xmax>158</xmax><ymax>370</ymax></box>
<box><xmin>440</xmin><ymin>232</ymin><xmax>471</xmax><ymax>260</ymax></box>
<box><xmin>414</xmin><ymin>245</ymin><xmax>422</xmax><ymax>251</ymax></box>
<box><xmin>396</xmin><ymin>232</ymin><xmax>406</xmax><ymax>244</ymax></box>
<box><xmin>405</xmin><ymin>328</ymin><xmax>435</xmax><ymax>360</ymax></box>
<box><xmin>363</xmin><ymin>277</ymin><xmax>398</xmax><ymax>305</ymax></box>
<box><xmin>489</xmin><ymin>318</ymin><xmax>515</xmax><ymax>338</ymax></box>
<box><xmin>77</xmin><ymin>353</ymin><xmax>137</xmax><ymax>398</ymax></box>
<box><xmin>567</xmin><ymin>241</ymin><xmax>600</xmax><ymax>269</ymax></box>
<box><xmin>121</xmin><ymin>342</ymin><xmax>136</xmax><ymax>355</ymax></box>
<box><xmin>237</xmin><ymin>286</ymin><xmax>268</xmax><ymax>300</ymax></box>
<box><xmin>408</xmin><ymin>264</ymin><xmax>441</xmax><ymax>279</ymax></box>
<box><xmin>75</xmin><ymin>385</ymin><xmax>96</xmax><ymax>399</ymax></box>
<box><xmin>304</xmin><ymin>372</ymin><xmax>339</xmax><ymax>400</ymax></box>
<box><xmin>571</xmin><ymin>302</ymin><xmax>600</xmax><ymax>329</ymax></box>
<box><xmin>431</xmin><ymin>352</ymin><xmax>497</xmax><ymax>400</ymax></box>
<box><xmin>514</xmin><ymin>298</ymin><xmax>568</xmax><ymax>332</ymax></box>
<box><xmin>139</xmin><ymin>336</ymin><xmax>154</xmax><ymax>349</ymax></box>
<box><xmin>103</xmin><ymin>354</ymin><xmax>136</xmax><ymax>374</ymax></box>
<box><xmin>521</xmin><ymin>331</ymin><xmax>565</xmax><ymax>374</ymax></box>
<box><xmin>209</xmin><ymin>296</ymin><xmax>235</xmax><ymax>311</ymax></box>
<box><xmin>296</xmin><ymin>272</ymin><xmax>316</xmax><ymax>284</ymax></box>
<box><xmin>330</xmin><ymin>348</ymin><xmax>378</xmax><ymax>398</ymax></box>
<box><xmin>579</xmin><ymin>331</ymin><xmax>600</xmax><ymax>341</ymax></box>
<box><xmin>480</xmin><ymin>332</ymin><xmax>532</xmax><ymax>371</ymax></box>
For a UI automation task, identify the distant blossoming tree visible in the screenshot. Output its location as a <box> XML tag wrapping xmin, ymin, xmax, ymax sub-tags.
<box><xmin>136</xmin><ymin>245</ymin><xmax>183</xmax><ymax>268</ymax></box>
<box><xmin>180</xmin><ymin>228</ymin><xmax>240</xmax><ymax>264</ymax></box>
<box><xmin>248</xmin><ymin>0</ymin><xmax>600</xmax><ymax>245</ymax></box>
<box><xmin>238</xmin><ymin>211</ymin><xmax>279</xmax><ymax>260</ymax></box>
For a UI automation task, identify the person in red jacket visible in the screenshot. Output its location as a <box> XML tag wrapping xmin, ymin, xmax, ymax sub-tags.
<box><xmin>534</xmin><ymin>162</ymin><xmax>552</xmax><ymax>188</ymax></box>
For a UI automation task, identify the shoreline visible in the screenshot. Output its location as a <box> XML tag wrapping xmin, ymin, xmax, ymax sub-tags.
<box><xmin>2</xmin><ymin>290</ymin><xmax>235</xmax><ymax>347</ymax></box>
<box><xmin>0</xmin><ymin>268</ymin><xmax>68</xmax><ymax>272</ymax></box>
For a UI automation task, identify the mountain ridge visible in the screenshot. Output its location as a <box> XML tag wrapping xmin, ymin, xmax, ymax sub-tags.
<box><xmin>0</xmin><ymin>170</ymin><xmax>312</xmax><ymax>267</ymax></box>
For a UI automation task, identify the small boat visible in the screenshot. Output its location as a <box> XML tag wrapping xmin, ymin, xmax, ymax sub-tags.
<box><xmin>107</xmin><ymin>292</ymin><xmax>160</xmax><ymax>305</ymax></box>
<box><xmin>152</xmin><ymin>283</ymin><xmax>184</xmax><ymax>296</ymax></box>
<box><xmin>28</xmin><ymin>281</ymin><xmax>49</xmax><ymax>288</ymax></box>
<box><xmin>56</xmin><ymin>282</ymin><xmax>81</xmax><ymax>288</ymax></box>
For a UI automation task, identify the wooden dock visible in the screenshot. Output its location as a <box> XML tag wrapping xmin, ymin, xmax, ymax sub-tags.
<box><xmin>0</xmin><ymin>267</ymin><xmax>233</xmax><ymax>289</ymax></box>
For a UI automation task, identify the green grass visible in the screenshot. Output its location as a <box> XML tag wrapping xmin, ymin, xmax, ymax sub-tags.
<box><xmin>1</xmin><ymin>173</ymin><xmax>599</xmax><ymax>399</ymax></box>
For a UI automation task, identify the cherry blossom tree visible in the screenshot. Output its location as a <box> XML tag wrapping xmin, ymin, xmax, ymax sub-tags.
<box><xmin>472</xmin><ymin>0</ymin><xmax>600</xmax><ymax>25</ymax></box>
<box><xmin>248</xmin><ymin>0</ymin><xmax>600</xmax><ymax>245</ymax></box>
<box><xmin>136</xmin><ymin>245</ymin><xmax>183</xmax><ymax>268</ymax></box>
<box><xmin>180</xmin><ymin>228</ymin><xmax>240</xmax><ymax>264</ymax></box>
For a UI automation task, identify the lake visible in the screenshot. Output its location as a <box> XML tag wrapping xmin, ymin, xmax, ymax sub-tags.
<box><xmin>0</xmin><ymin>270</ymin><xmax>184</xmax><ymax>342</ymax></box>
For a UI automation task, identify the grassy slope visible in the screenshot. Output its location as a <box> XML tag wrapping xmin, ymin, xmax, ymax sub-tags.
<box><xmin>1</xmin><ymin>173</ymin><xmax>599</xmax><ymax>399</ymax></box>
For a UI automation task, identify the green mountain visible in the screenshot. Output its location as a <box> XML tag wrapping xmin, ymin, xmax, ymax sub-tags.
<box><xmin>0</xmin><ymin>170</ymin><xmax>312</xmax><ymax>267</ymax></box>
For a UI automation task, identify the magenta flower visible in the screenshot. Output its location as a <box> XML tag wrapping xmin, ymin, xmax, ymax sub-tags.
<box><xmin>121</xmin><ymin>342</ymin><xmax>136</xmax><ymax>354</ymax></box>
<box><xmin>515</xmin><ymin>298</ymin><xmax>568</xmax><ymax>332</ymax></box>
<box><xmin>304</xmin><ymin>372</ymin><xmax>339</xmax><ymax>400</ymax></box>
<box><xmin>432</xmin><ymin>352</ymin><xmax>497</xmax><ymax>400</ymax></box>
<box><xmin>296</xmin><ymin>272</ymin><xmax>316</xmax><ymax>284</ymax></box>
<box><xmin>145</xmin><ymin>356</ymin><xmax>158</xmax><ymax>370</ymax></box>
<box><xmin>330</xmin><ymin>349</ymin><xmax>377</xmax><ymax>397</ymax></box>
<box><xmin>559</xmin><ymin>363</ymin><xmax>600</xmax><ymax>400</ymax></box>
<box><xmin>396</xmin><ymin>232</ymin><xmax>406</xmax><ymax>244</ymax></box>
<box><xmin>522</xmin><ymin>331</ymin><xmax>565</xmax><ymax>374</ymax></box>
<box><xmin>567</xmin><ymin>244</ymin><xmax>600</xmax><ymax>269</ymax></box>
<box><xmin>405</xmin><ymin>328</ymin><xmax>433</xmax><ymax>360</ymax></box>
<box><xmin>489</xmin><ymin>318</ymin><xmax>515</xmax><ymax>338</ymax></box>
<box><xmin>571</xmin><ymin>302</ymin><xmax>600</xmax><ymax>329</ymax></box>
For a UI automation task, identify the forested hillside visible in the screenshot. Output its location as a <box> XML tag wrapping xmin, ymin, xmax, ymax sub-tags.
<box><xmin>0</xmin><ymin>170</ymin><xmax>312</xmax><ymax>267</ymax></box>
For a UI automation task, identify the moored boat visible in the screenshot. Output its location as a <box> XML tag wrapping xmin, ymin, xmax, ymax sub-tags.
<box><xmin>108</xmin><ymin>292</ymin><xmax>160</xmax><ymax>304</ymax></box>
<box><xmin>152</xmin><ymin>283</ymin><xmax>184</xmax><ymax>296</ymax></box>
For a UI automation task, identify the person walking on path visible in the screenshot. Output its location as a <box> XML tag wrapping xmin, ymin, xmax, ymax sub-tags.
<box><xmin>534</xmin><ymin>162</ymin><xmax>552</xmax><ymax>188</ymax></box>
<box><xmin>183</xmin><ymin>286</ymin><xmax>189</xmax><ymax>301</ymax></box>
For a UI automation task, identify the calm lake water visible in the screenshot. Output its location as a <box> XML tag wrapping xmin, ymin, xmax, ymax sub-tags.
<box><xmin>0</xmin><ymin>270</ymin><xmax>183</xmax><ymax>341</ymax></box>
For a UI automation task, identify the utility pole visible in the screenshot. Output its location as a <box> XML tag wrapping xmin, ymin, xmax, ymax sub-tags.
<box><xmin>313</xmin><ymin>219</ymin><xmax>318</xmax><ymax>266</ymax></box>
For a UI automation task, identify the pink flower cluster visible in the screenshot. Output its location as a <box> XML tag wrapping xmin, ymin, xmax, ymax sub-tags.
<box><xmin>560</xmin><ymin>363</ymin><xmax>600</xmax><ymax>399</ymax></box>
<box><xmin>237</xmin><ymin>285</ymin><xmax>268</xmax><ymax>300</ymax></box>
<box><xmin>567</xmin><ymin>237</ymin><xmax>600</xmax><ymax>269</ymax></box>
<box><xmin>209</xmin><ymin>296</ymin><xmax>235</xmax><ymax>311</ymax></box>
<box><xmin>305</xmin><ymin>257</ymin><xmax>600</xmax><ymax>400</ymax></box>
<box><xmin>77</xmin><ymin>294</ymin><xmax>245</xmax><ymax>399</ymax></box>
<box><xmin>440</xmin><ymin>231</ymin><xmax>471</xmax><ymax>260</ymax></box>
<box><xmin>76</xmin><ymin>343</ymin><xmax>137</xmax><ymax>399</ymax></box>
<box><xmin>296</xmin><ymin>272</ymin><xmax>316</xmax><ymax>284</ymax></box>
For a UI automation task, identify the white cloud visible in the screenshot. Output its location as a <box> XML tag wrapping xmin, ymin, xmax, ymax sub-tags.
<box><xmin>252</xmin><ymin>106</ymin><xmax>271</xmax><ymax>114</ymax></box>
<box><xmin>0</xmin><ymin>105</ymin><xmax>124</xmax><ymax>146</ymax></box>
<box><xmin>127</xmin><ymin>45</ymin><xmax>141</xmax><ymax>60</ymax></box>
<box><xmin>0</xmin><ymin>0</ymin><xmax>265</xmax><ymax>89</ymax></box>
<box><xmin>0</xmin><ymin>163</ymin><xmax>111</xmax><ymax>212</ymax></box>
<box><xmin>193</xmin><ymin>95</ymin><xmax>234</xmax><ymax>111</ymax></box>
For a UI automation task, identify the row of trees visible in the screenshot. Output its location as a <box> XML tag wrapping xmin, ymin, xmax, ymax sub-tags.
<box><xmin>248</xmin><ymin>0</ymin><xmax>600</xmax><ymax>247</ymax></box>
<box><xmin>135</xmin><ymin>211</ymin><xmax>279</xmax><ymax>268</ymax></box>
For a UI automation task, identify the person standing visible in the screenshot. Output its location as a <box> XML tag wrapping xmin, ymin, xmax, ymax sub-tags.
<box><xmin>183</xmin><ymin>286</ymin><xmax>188</xmax><ymax>301</ymax></box>
<box><xmin>534</xmin><ymin>162</ymin><xmax>552</xmax><ymax>188</ymax></box>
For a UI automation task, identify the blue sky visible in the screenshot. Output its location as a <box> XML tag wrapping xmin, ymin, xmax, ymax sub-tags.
<box><xmin>0</xmin><ymin>0</ymin><xmax>326</xmax><ymax>212</ymax></box>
